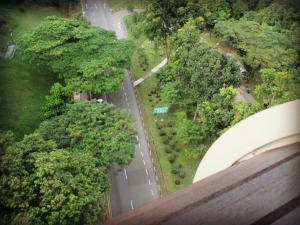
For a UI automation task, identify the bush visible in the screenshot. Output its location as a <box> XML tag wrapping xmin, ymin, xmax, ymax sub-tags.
<box><xmin>175</xmin><ymin>147</ymin><xmax>181</xmax><ymax>152</ymax></box>
<box><xmin>168</xmin><ymin>154</ymin><xmax>176</xmax><ymax>164</ymax></box>
<box><xmin>159</xmin><ymin>130</ymin><xmax>166</xmax><ymax>136</ymax></box>
<box><xmin>156</xmin><ymin>123</ymin><xmax>163</xmax><ymax>130</ymax></box>
<box><xmin>175</xmin><ymin>179</ymin><xmax>181</xmax><ymax>185</ymax></box>
<box><xmin>165</xmin><ymin>147</ymin><xmax>172</xmax><ymax>154</ymax></box>
<box><xmin>167</xmin><ymin>135</ymin><xmax>173</xmax><ymax>140</ymax></box>
<box><xmin>171</xmin><ymin>130</ymin><xmax>177</xmax><ymax>136</ymax></box>
<box><xmin>167</xmin><ymin>121</ymin><xmax>173</xmax><ymax>127</ymax></box>
<box><xmin>179</xmin><ymin>169</ymin><xmax>186</xmax><ymax>179</ymax></box>
<box><xmin>162</xmin><ymin>137</ymin><xmax>169</xmax><ymax>145</ymax></box>
<box><xmin>169</xmin><ymin>141</ymin><xmax>177</xmax><ymax>148</ymax></box>
<box><xmin>148</xmin><ymin>93</ymin><xmax>152</xmax><ymax>96</ymax></box>
<box><xmin>171</xmin><ymin>163</ymin><xmax>181</xmax><ymax>174</ymax></box>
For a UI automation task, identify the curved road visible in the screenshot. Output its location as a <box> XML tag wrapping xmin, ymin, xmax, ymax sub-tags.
<box><xmin>80</xmin><ymin>0</ymin><xmax>160</xmax><ymax>217</ymax></box>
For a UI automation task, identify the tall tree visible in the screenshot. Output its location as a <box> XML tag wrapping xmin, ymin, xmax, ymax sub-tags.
<box><xmin>43</xmin><ymin>82</ymin><xmax>73</xmax><ymax>119</ymax></box>
<box><xmin>37</xmin><ymin>100</ymin><xmax>137</xmax><ymax>169</ymax></box>
<box><xmin>159</xmin><ymin>42</ymin><xmax>242</xmax><ymax>121</ymax></box>
<box><xmin>0</xmin><ymin>133</ymin><xmax>108</xmax><ymax>225</ymax></box>
<box><xmin>18</xmin><ymin>15</ymin><xmax>135</xmax><ymax>97</ymax></box>
<box><xmin>254</xmin><ymin>68</ymin><xmax>296</xmax><ymax>107</ymax></box>
<box><xmin>198</xmin><ymin>86</ymin><xmax>237</xmax><ymax>139</ymax></box>
<box><xmin>214</xmin><ymin>20</ymin><xmax>298</xmax><ymax>71</ymax></box>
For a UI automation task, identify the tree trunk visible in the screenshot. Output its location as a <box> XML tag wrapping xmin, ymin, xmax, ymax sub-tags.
<box><xmin>164</xmin><ymin>35</ymin><xmax>169</xmax><ymax>64</ymax></box>
<box><xmin>88</xmin><ymin>91</ymin><xmax>92</xmax><ymax>101</ymax></box>
<box><xmin>193</xmin><ymin>101</ymin><xmax>200</xmax><ymax>123</ymax></box>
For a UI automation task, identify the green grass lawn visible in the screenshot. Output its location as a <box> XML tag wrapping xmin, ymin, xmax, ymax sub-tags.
<box><xmin>0</xmin><ymin>4</ymin><xmax>62</xmax><ymax>139</ymax></box>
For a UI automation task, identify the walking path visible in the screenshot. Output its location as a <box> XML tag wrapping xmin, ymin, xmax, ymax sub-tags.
<box><xmin>133</xmin><ymin>58</ymin><xmax>167</xmax><ymax>87</ymax></box>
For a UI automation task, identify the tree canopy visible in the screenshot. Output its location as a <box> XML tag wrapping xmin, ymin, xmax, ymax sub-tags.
<box><xmin>158</xmin><ymin>41</ymin><xmax>242</xmax><ymax>120</ymax></box>
<box><xmin>37</xmin><ymin>100</ymin><xmax>137</xmax><ymax>168</ymax></box>
<box><xmin>0</xmin><ymin>133</ymin><xmax>108</xmax><ymax>225</ymax></box>
<box><xmin>18</xmin><ymin>15</ymin><xmax>135</xmax><ymax>94</ymax></box>
<box><xmin>0</xmin><ymin>101</ymin><xmax>137</xmax><ymax>224</ymax></box>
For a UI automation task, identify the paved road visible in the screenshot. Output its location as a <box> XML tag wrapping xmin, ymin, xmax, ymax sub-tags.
<box><xmin>80</xmin><ymin>0</ymin><xmax>160</xmax><ymax>217</ymax></box>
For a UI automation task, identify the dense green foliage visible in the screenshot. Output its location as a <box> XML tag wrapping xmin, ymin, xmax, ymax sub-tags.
<box><xmin>214</xmin><ymin>20</ymin><xmax>298</xmax><ymax>70</ymax></box>
<box><xmin>43</xmin><ymin>83</ymin><xmax>73</xmax><ymax>119</ymax></box>
<box><xmin>0</xmin><ymin>133</ymin><xmax>108</xmax><ymax>225</ymax></box>
<box><xmin>0</xmin><ymin>101</ymin><xmax>136</xmax><ymax>224</ymax></box>
<box><xmin>38</xmin><ymin>100</ymin><xmax>137</xmax><ymax>169</ymax></box>
<box><xmin>18</xmin><ymin>15</ymin><xmax>135</xmax><ymax>94</ymax></box>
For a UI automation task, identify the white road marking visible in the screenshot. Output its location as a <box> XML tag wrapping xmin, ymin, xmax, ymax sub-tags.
<box><xmin>85</xmin><ymin>4</ymin><xmax>88</xmax><ymax>9</ymax></box>
<box><xmin>124</xmin><ymin>92</ymin><xmax>127</xmax><ymax>96</ymax></box>
<box><xmin>98</xmin><ymin>0</ymin><xmax>109</xmax><ymax>29</ymax></box>
<box><xmin>126</xmin><ymin>96</ymin><xmax>128</xmax><ymax>102</ymax></box>
<box><xmin>103</xmin><ymin>3</ymin><xmax>106</xmax><ymax>9</ymax></box>
<box><xmin>124</xmin><ymin>168</ymin><xmax>127</xmax><ymax>180</ymax></box>
<box><xmin>93</xmin><ymin>19</ymin><xmax>96</xmax><ymax>23</ymax></box>
<box><xmin>136</xmin><ymin>136</ymin><xmax>139</xmax><ymax>141</ymax></box>
<box><xmin>95</xmin><ymin>3</ymin><xmax>97</xmax><ymax>9</ymax></box>
<box><xmin>129</xmin><ymin>108</ymin><xmax>131</xmax><ymax>113</ymax></box>
<box><xmin>127</xmin><ymin>102</ymin><xmax>130</xmax><ymax>108</ymax></box>
<box><xmin>118</xmin><ymin>22</ymin><xmax>121</xmax><ymax>29</ymax></box>
<box><xmin>145</xmin><ymin>169</ymin><xmax>148</xmax><ymax>176</ymax></box>
<box><xmin>143</xmin><ymin>160</ymin><xmax>146</xmax><ymax>166</ymax></box>
<box><xmin>130</xmin><ymin>200</ymin><xmax>134</xmax><ymax>209</ymax></box>
<box><xmin>139</xmin><ymin>143</ymin><xmax>141</xmax><ymax>148</ymax></box>
<box><xmin>148</xmin><ymin>179</ymin><xmax>151</xmax><ymax>185</ymax></box>
<box><xmin>151</xmin><ymin>189</ymin><xmax>154</xmax><ymax>196</ymax></box>
<box><xmin>140</xmin><ymin>151</ymin><xmax>143</xmax><ymax>157</ymax></box>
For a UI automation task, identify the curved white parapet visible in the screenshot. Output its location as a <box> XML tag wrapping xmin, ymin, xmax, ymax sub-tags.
<box><xmin>193</xmin><ymin>99</ymin><xmax>300</xmax><ymax>183</ymax></box>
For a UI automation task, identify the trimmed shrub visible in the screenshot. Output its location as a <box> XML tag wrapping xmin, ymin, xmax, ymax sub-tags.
<box><xmin>167</xmin><ymin>134</ymin><xmax>173</xmax><ymax>140</ymax></box>
<box><xmin>165</xmin><ymin>147</ymin><xmax>172</xmax><ymax>154</ymax></box>
<box><xmin>169</xmin><ymin>141</ymin><xmax>177</xmax><ymax>148</ymax></box>
<box><xmin>168</xmin><ymin>154</ymin><xmax>176</xmax><ymax>164</ymax></box>
<box><xmin>162</xmin><ymin>137</ymin><xmax>169</xmax><ymax>145</ymax></box>
<box><xmin>159</xmin><ymin>130</ymin><xmax>166</xmax><ymax>136</ymax></box>
<box><xmin>179</xmin><ymin>169</ymin><xmax>186</xmax><ymax>179</ymax></box>
<box><xmin>171</xmin><ymin>164</ymin><xmax>181</xmax><ymax>174</ymax></box>
<box><xmin>175</xmin><ymin>147</ymin><xmax>181</xmax><ymax>152</ymax></box>
<box><xmin>156</xmin><ymin>123</ymin><xmax>163</xmax><ymax>130</ymax></box>
<box><xmin>175</xmin><ymin>179</ymin><xmax>181</xmax><ymax>185</ymax></box>
<box><xmin>167</xmin><ymin>121</ymin><xmax>173</xmax><ymax>127</ymax></box>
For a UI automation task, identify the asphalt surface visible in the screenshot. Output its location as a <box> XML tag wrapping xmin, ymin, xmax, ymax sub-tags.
<box><xmin>80</xmin><ymin>0</ymin><xmax>160</xmax><ymax>217</ymax></box>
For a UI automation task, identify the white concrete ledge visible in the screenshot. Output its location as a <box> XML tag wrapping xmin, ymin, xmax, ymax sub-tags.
<box><xmin>193</xmin><ymin>99</ymin><xmax>300</xmax><ymax>183</ymax></box>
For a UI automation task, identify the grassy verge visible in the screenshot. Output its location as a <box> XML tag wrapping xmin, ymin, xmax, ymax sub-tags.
<box><xmin>108</xmin><ymin>0</ymin><xmax>147</xmax><ymax>11</ymax></box>
<box><xmin>133</xmin><ymin>74</ymin><xmax>200</xmax><ymax>194</ymax></box>
<box><xmin>0</xmin><ymin>4</ymin><xmax>62</xmax><ymax>139</ymax></box>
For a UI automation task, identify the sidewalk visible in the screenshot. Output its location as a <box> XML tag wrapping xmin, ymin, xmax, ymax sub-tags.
<box><xmin>236</xmin><ymin>86</ymin><xmax>256</xmax><ymax>103</ymax></box>
<box><xmin>133</xmin><ymin>58</ymin><xmax>167</xmax><ymax>87</ymax></box>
